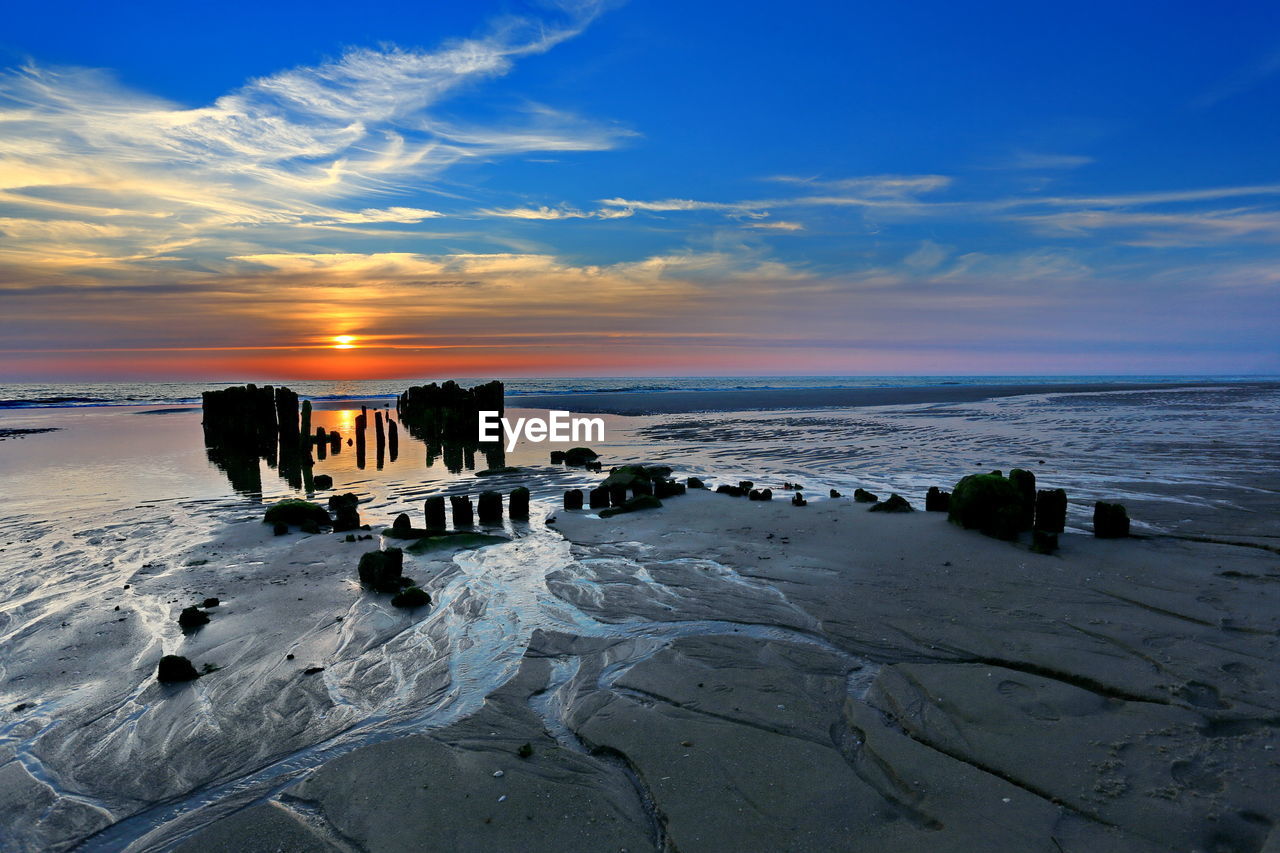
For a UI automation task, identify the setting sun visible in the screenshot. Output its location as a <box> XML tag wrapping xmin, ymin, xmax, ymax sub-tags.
<box><xmin>333</xmin><ymin>335</ymin><xmax>356</xmax><ymax>349</ymax></box>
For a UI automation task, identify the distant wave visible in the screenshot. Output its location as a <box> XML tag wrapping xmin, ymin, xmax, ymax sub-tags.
<box><xmin>0</xmin><ymin>396</ymin><xmax>116</xmax><ymax>408</ymax></box>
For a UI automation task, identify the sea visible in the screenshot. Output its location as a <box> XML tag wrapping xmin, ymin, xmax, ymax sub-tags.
<box><xmin>1</xmin><ymin>375</ymin><xmax>1268</xmax><ymax>409</ymax></box>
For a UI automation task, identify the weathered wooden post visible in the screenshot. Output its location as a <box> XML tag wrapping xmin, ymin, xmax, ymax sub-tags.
<box><xmin>477</xmin><ymin>490</ymin><xmax>503</xmax><ymax>523</ymax></box>
<box><xmin>424</xmin><ymin>496</ymin><xmax>447</xmax><ymax>530</ymax></box>
<box><xmin>509</xmin><ymin>486</ymin><xmax>530</xmax><ymax>519</ymax></box>
<box><xmin>450</xmin><ymin>494</ymin><xmax>473</xmax><ymax>527</ymax></box>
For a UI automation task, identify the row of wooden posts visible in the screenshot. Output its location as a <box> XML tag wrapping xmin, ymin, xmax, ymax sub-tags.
<box><xmin>421</xmin><ymin>488</ymin><xmax>531</xmax><ymax>528</ymax></box>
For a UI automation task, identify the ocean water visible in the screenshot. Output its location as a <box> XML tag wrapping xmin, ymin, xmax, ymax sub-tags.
<box><xmin>1</xmin><ymin>375</ymin><xmax>1270</xmax><ymax>408</ymax></box>
<box><xmin>1</xmin><ymin>380</ymin><xmax>1278</xmax><ymax>850</ymax></box>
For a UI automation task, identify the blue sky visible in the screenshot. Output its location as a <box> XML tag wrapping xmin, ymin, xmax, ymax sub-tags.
<box><xmin>1</xmin><ymin>0</ymin><xmax>1278</xmax><ymax>378</ymax></box>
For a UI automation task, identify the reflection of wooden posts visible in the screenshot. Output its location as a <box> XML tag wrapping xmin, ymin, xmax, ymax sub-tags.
<box><xmin>355</xmin><ymin>412</ymin><xmax>367</xmax><ymax>469</ymax></box>
<box><xmin>387</xmin><ymin>417</ymin><xmax>398</xmax><ymax>462</ymax></box>
<box><xmin>300</xmin><ymin>400</ymin><xmax>312</xmax><ymax>449</ymax></box>
<box><xmin>450</xmin><ymin>495</ymin><xmax>473</xmax><ymax>527</ymax></box>
<box><xmin>374</xmin><ymin>411</ymin><xmax>386</xmax><ymax>470</ymax></box>
<box><xmin>424</xmin><ymin>496</ymin><xmax>446</xmax><ymax>530</ymax></box>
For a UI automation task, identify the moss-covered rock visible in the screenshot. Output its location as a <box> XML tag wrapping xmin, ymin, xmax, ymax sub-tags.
<box><xmin>263</xmin><ymin>499</ymin><xmax>330</xmax><ymax>527</ymax></box>
<box><xmin>391</xmin><ymin>586</ymin><xmax>431</xmax><ymax>608</ymax></box>
<box><xmin>853</xmin><ymin>488</ymin><xmax>878</xmax><ymax>503</ymax></box>
<box><xmin>869</xmin><ymin>493</ymin><xmax>914</xmax><ymax>513</ymax></box>
<box><xmin>563</xmin><ymin>447</ymin><xmax>599</xmax><ymax>466</ymax></box>
<box><xmin>1093</xmin><ymin>502</ymin><xmax>1130</xmax><ymax>538</ymax></box>
<box><xmin>687</xmin><ymin>477</ymin><xmax>706</xmax><ymax>489</ymax></box>
<box><xmin>947</xmin><ymin>473</ymin><xmax>1029</xmax><ymax>540</ymax></box>
<box><xmin>313</xmin><ymin>474</ymin><xmax>333</xmax><ymax>490</ymax></box>
<box><xmin>157</xmin><ymin>655</ymin><xmax>199</xmax><ymax>683</ymax></box>
<box><xmin>829</xmin><ymin>489</ymin><xmax>842</xmax><ymax>498</ymax></box>
<box><xmin>328</xmin><ymin>493</ymin><xmax>361</xmax><ymax>532</ymax></box>
<box><xmin>716</xmin><ymin>484</ymin><xmax>746</xmax><ymax>497</ymax></box>
<box><xmin>599</xmin><ymin>494</ymin><xmax>663</xmax><ymax>518</ymax></box>
<box><xmin>358</xmin><ymin>548</ymin><xmax>404</xmax><ymax>593</ymax></box>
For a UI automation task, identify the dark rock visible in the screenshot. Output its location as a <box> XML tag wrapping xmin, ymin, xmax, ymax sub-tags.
<box><xmin>157</xmin><ymin>655</ymin><xmax>200</xmax><ymax>683</ymax></box>
<box><xmin>948</xmin><ymin>473</ymin><xmax>1029</xmax><ymax>540</ymax></box>
<box><xmin>584</xmin><ymin>460</ymin><xmax>603</xmax><ymax>472</ymax></box>
<box><xmin>1031</xmin><ymin>529</ymin><xmax>1059</xmax><ymax>555</ymax></box>
<box><xmin>424</xmin><ymin>496</ymin><xmax>446</xmax><ymax>530</ymax></box>
<box><xmin>564</xmin><ymin>489</ymin><xmax>584</xmax><ymax>510</ymax></box>
<box><xmin>563</xmin><ymin>447</ymin><xmax>599</xmax><ymax>466</ymax></box>
<box><xmin>450</xmin><ymin>495</ymin><xmax>473</xmax><ymax>527</ymax></box>
<box><xmin>869</xmin><ymin>493</ymin><xmax>914</xmax><ymax>513</ymax></box>
<box><xmin>738</xmin><ymin>480</ymin><xmax>755</xmax><ymax>493</ymax></box>
<box><xmin>748</xmin><ymin>489</ymin><xmax>762</xmax><ymax>501</ymax></box>
<box><xmin>517</xmin><ymin>743</ymin><xmax>534</xmax><ymax>759</ymax></box>
<box><xmin>602</xmin><ymin>465</ymin><xmax>655</xmax><ymax>489</ymax></box>
<box><xmin>303</xmin><ymin>667</ymin><xmax>325</xmax><ymax>675</ymax></box>
<box><xmin>263</xmin><ymin>499</ymin><xmax>330</xmax><ymax>527</ymax></box>
<box><xmin>393</xmin><ymin>513</ymin><xmax>412</xmax><ymax>532</ymax></box>
<box><xmin>344</xmin><ymin>534</ymin><xmax>356</xmax><ymax>542</ymax></box>
<box><xmin>609</xmin><ymin>484</ymin><xmax>629</xmax><ymax>507</ymax></box>
<box><xmin>599</xmin><ymin>494</ymin><xmax>663</xmax><ymax>518</ymax></box>
<box><xmin>273</xmin><ymin>522</ymin><xmax>289</xmax><ymax>536</ymax></box>
<box><xmin>313</xmin><ymin>474</ymin><xmax>333</xmax><ymax>490</ymax></box>
<box><xmin>509</xmin><ymin>487</ymin><xmax>530</xmax><ymax>520</ymax></box>
<box><xmin>829</xmin><ymin>489</ymin><xmax>841</xmax><ymax>498</ymax></box>
<box><xmin>299</xmin><ymin>519</ymin><xmax>321</xmax><ymax>534</ymax></box>
<box><xmin>286</xmin><ymin>654</ymin><xmax>295</xmax><ymax>660</ymax></box>
<box><xmin>328</xmin><ymin>493</ymin><xmax>361</xmax><ymax>532</ymax></box>
<box><xmin>654</xmin><ymin>479</ymin><xmax>686</xmax><ymax>499</ymax></box>
<box><xmin>178</xmin><ymin>606</ymin><xmax>209</xmax><ymax>629</ymax></box>
<box><xmin>550</xmin><ymin>450</ymin><xmax>566</xmax><ymax>464</ymax></box>
<box><xmin>1035</xmin><ymin>488</ymin><xmax>1067</xmax><ymax>533</ymax></box>
<box><xmin>1008</xmin><ymin>469</ymin><xmax>1037</xmax><ymax>529</ymax></box>
<box><xmin>687</xmin><ymin>477</ymin><xmax>706</xmax><ymax>489</ymax></box>
<box><xmin>477</xmin><ymin>490</ymin><xmax>503</xmax><ymax>523</ymax></box>
<box><xmin>631</xmin><ymin>480</ymin><xmax>654</xmax><ymax>497</ymax></box>
<box><xmin>716</xmin><ymin>484</ymin><xmax>746</xmax><ymax>497</ymax></box>
<box><xmin>588</xmin><ymin>486</ymin><xmax>610</xmax><ymax>509</ymax></box>
<box><xmin>853</xmin><ymin>488</ymin><xmax>878</xmax><ymax>503</ymax></box>
<box><xmin>202</xmin><ymin>597</ymin><xmax>220</xmax><ymax>608</ymax></box>
<box><xmin>358</xmin><ymin>548</ymin><xmax>404</xmax><ymax>593</ymax></box>
<box><xmin>925</xmin><ymin>487</ymin><xmax>951</xmax><ymax>512</ymax></box>
<box><xmin>1094</xmin><ymin>501</ymin><xmax>1130</xmax><ymax>538</ymax></box>
<box><xmin>791</xmin><ymin>493</ymin><xmax>807</xmax><ymax>506</ymax></box>
<box><xmin>391</xmin><ymin>586</ymin><xmax>431</xmax><ymax>609</ymax></box>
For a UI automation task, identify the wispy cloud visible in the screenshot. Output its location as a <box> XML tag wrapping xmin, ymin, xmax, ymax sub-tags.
<box><xmin>477</xmin><ymin>204</ymin><xmax>634</xmax><ymax>220</ymax></box>
<box><xmin>0</xmin><ymin>2</ymin><xmax>624</xmax><ymax>275</ymax></box>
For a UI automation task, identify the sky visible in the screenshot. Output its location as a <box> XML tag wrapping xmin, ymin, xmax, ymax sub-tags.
<box><xmin>1</xmin><ymin>0</ymin><xmax>1278</xmax><ymax>380</ymax></box>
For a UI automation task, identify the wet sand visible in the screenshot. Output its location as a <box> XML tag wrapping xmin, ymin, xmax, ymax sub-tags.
<box><xmin>508</xmin><ymin>379</ymin><xmax>1277</xmax><ymax>415</ymax></box>
<box><xmin>2</xmin><ymin>384</ymin><xmax>1279</xmax><ymax>851</ymax></box>
<box><xmin>175</xmin><ymin>490</ymin><xmax>1280</xmax><ymax>853</ymax></box>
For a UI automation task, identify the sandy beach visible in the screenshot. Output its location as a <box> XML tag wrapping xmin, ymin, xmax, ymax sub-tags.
<box><xmin>0</xmin><ymin>380</ymin><xmax>1278</xmax><ymax>851</ymax></box>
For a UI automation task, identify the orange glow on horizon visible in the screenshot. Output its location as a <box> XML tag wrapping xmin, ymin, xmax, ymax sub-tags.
<box><xmin>333</xmin><ymin>335</ymin><xmax>357</xmax><ymax>349</ymax></box>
